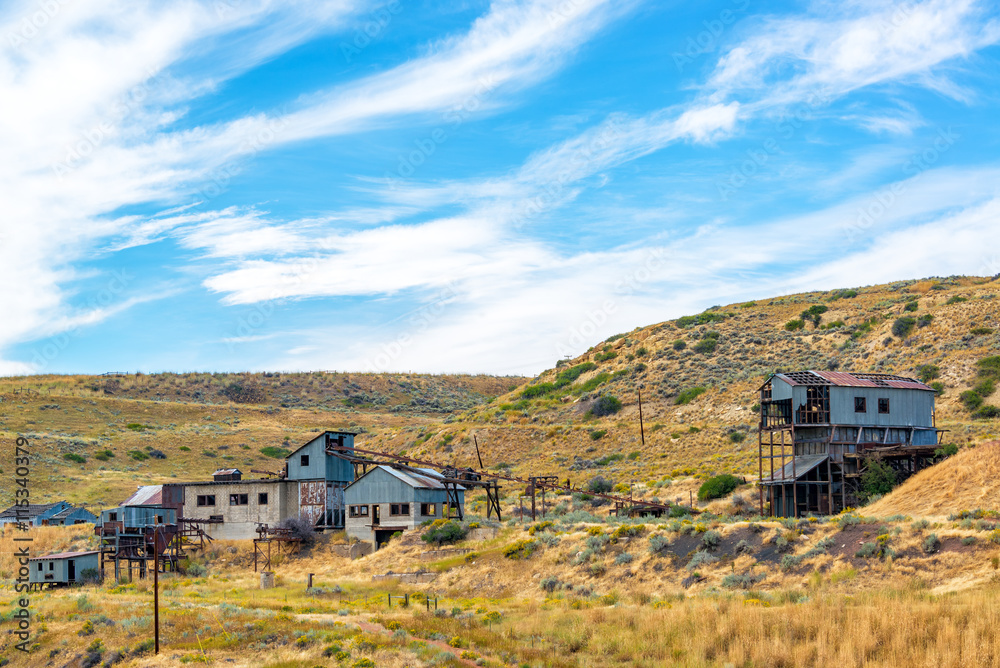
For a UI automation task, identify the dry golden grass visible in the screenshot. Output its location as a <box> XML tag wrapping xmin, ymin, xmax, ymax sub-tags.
<box><xmin>867</xmin><ymin>440</ymin><xmax>1000</xmax><ymax>517</ymax></box>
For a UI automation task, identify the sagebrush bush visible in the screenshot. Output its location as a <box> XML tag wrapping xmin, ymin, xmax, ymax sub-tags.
<box><xmin>698</xmin><ymin>474</ymin><xmax>741</xmax><ymax>501</ymax></box>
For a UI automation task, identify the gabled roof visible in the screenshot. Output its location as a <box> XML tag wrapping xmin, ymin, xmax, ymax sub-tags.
<box><xmin>285</xmin><ymin>430</ymin><xmax>358</xmax><ymax>458</ymax></box>
<box><xmin>121</xmin><ymin>485</ymin><xmax>162</xmax><ymax>506</ymax></box>
<box><xmin>771</xmin><ymin>370</ymin><xmax>934</xmax><ymax>391</ymax></box>
<box><xmin>29</xmin><ymin>550</ymin><xmax>99</xmax><ymax>561</ymax></box>
<box><xmin>212</xmin><ymin>468</ymin><xmax>241</xmax><ymax>476</ymax></box>
<box><xmin>347</xmin><ymin>465</ymin><xmax>465</xmax><ymax>492</ymax></box>
<box><xmin>0</xmin><ymin>501</ymin><xmax>65</xmax><ymax>519</ymax></box>
<box><xmin>49</xmin><ymin>506</ymin><xmax>96</xmax><ymax>520</ymax></box>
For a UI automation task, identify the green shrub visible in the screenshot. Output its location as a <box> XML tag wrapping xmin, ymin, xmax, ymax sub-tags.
<box><xmin>801</xmin><ymin>304</ymin><xmax>828</xmax><ymax>326</ymax></box>
<box><xmin>260</xmin><ymin>446</ymin><xmax>290</xmax><ymax>458</ymax></box>
<box><xmin>686</xmin><ymin>550</ymin><xmax>718</xmax><ymax>570</ymax></box>
<box><xmin>588</xmin><ymin>476</ymin><xmax>614</xmax><ymax>494</ymax></box>
<box><xmin>934</xmin><ymin>444</ymin><xmax>959</xmax><ymax>459</ymax></box>
<box><xmin>903</xmin><ymin>300</ymin><xmax>919</xmax><ymax>312</ymax></box>
<box><xmin>502</xmin><ymin>539</ymin><xmax>539</xmax><ymax>560</ymax></box>
<box><xmin>723</xmin><ymin>572</ymin><xmax>765</xmax><ymax>589</ymax></box>
<box><xmin>860</xmin><ymin>459</ymin><xmax>897</xmax><ymax>501</ymax></box>
<box><xmin>672</xmin><ymin>340</ymin><xmax>686</xmax><ymax>350</ymax></box>
<box><xmin>701</xmin><ymin>530</ymin><xmax>721</xmax><ymax>550</ymax></box>
<box><xmin>693</xmin><ymin>331</ymin><xmax>720</xmax><ymax>354</ymax></box>
<box><xmin>960</xmin><ymin>391</ymin><xmax>984</xmax><ymax>411</ymax></box>
<box><xmin>422</xmin><ymin>521</ymin><xmax>468</xmax><ymax>546</ymax></box>
<box><xmin>577</xmin><ymin>372</ymin><xmax>611</xmax><ymax>393</ymax></box>
<box><xmin>975</xmin><ymin>378</ymin><xmax>996</xmax><ymax>398</ymax></box>
<box><xmin>63</xmin><ymin>453</ymin><xmax>86</xmax><ymax>463</ymax></box>
<box><xmin>594</xmin><ymin>453</ymin><xmax>623</xmax><ymax>466</ymax></box>
<box><xmin>627</xmin><ymin>450</ymin><xmax>641</xmax><ymax>460</ymax></box>
<box><xmin>589</xmin><ymin>429</ymin><xmax>607</xmax><ymax>441</ymax></box>
<box><xmin>520</xmin><ymin>383</ymin><xmax>555</xmax><ymax>399</ymax></box>
<box><xmin>648</xmin><ymin>534</ymin><xmax>670</xmax><ymax>554</ymax></box>
<box><xmin>675</xmin><ymin>387</ymin><xmax>706</xmax><ymax>405</ymax></box>
<box><xmin>698</xmin><ymin>474</ymin><xmax>741</xmax><ymax>501</ymax></box>
<box><xmin>784</xmin><ymin>319</ymin><xmax>805</xmax><ymax>331</ymax></box>
<box><xmin>946</xmin><ymin>295</ymin><xmax>968</xmax><ymax>305</ymax></box>
<box><xmin>588</xmin><ymin>395</ymin><xmax>622</xmax><ymax>417</ymax></box>
<box><xmin>729</xmin><ymin>432</ymin><xmax>745</xmax><ymax>443</ymax></box>
<box><xmin>922</xmin><ymin>534</ymin><xmax>941</xmax><ymax>554</ymax></box>
<box><xmin>971</xmin><ymin>327</ymin><xmax>994</xmax><ymax>336</ymax></box>
<box><xmin>127</xmin><ymin>450</ymin><xmax>148</xmax><ymax>461</ymax></box>
<box><xmin>892</xmin><ymin>317</ymin><xmax>916</xmax><ymax>338</ymax></box>
<box><xmin>917</xmin><ymin>365</ymin><xmax>940</xmax><ymax>383</ymax></box>
<box><xmin>126</xmin><ymin>423</ymin><xmax>149</xmax><ymax>431</ymax></box>
<box><xmin>974</xmin><ymin>406</ymin><xmax>1000</xmax><ymax>419</ymax></box>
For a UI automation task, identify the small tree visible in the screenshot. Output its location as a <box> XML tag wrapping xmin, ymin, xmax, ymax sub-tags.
<box><xmin>588</xmin><ymin>395</ymin><xmax>622</xmax><ymax>417</ymax></box>
<box><xmin>587</xmin><ymin>475</ymin><xmax>614</xmax><ymax>494</ymax></box>
<box><xmin>859</xmin><ymin>459</ymin><xmax>897</xmax><ymax>502</ymax></box>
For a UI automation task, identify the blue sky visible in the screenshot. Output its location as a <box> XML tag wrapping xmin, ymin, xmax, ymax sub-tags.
<box><xmin>2</xmin><ymin>0</ymin><xmax>1000</xmax><ymax>376</ymax></box>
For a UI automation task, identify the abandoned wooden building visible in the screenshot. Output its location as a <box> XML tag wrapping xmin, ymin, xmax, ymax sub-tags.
<box><xmin>758</xmin><ymin>370</ymin><xmax>941</xmax><ymax>517</ymax></box>
<box><xmin>28</xmin><ymin>550</ymin><xmax>99</xmax><ymax>588</ymax></box>
<box><xmin>344</xmin><ymin>465</ymin><xmax>466</xmax><ymax>548</ymax></box>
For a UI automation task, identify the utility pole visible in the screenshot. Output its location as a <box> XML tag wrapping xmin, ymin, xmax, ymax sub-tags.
<box><xmin>638</xmin><ymin>390</ymin><xmax>646</xmax><ymax>447</ymax></box>
<box><xmin>153</xmin><ymin>524</ymin><xmax>160</xmax><ymax>654</ymax></box>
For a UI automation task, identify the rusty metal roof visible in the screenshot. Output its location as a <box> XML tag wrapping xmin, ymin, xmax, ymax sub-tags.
<box><xmin>212</xmin><ymin>468</ymin><xmax>241</xmax><ymax>476</ymax></box>
<box><xmin>775</xmin><ymin>370</ymin><xmax>934</xmax><ymax>391</ymax></box>
<box><xmin>121</xmin><ymin>485</ymin><xmax>162</xmax><ymax>506</ymax></box>
<box><xmin>29</xmin><ymin>550</ymin><xmax>99</xmax><ymax>561</ymax></box>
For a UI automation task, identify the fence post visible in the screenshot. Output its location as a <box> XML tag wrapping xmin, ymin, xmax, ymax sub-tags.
<box><xmin>387</xmin><ymin>593</ymin><xmax>391</xmax><ymax>608</ymax></box>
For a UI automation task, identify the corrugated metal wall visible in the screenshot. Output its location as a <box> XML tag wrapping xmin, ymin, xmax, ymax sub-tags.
<box><xmin>828</xmin><ymin>387</ymin><xmax>934</xmax><ymax>426</ymax></box>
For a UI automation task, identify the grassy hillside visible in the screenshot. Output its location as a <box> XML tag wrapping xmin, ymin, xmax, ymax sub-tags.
<box><xmin>365</xmin><ymin>275</ymin><xmax>1000</xmax><ymax>491</ymax></box>
<box><xmin>2</xmin><ymin>275</ymin><xmax>998</xmax><ymax>512</ymax></box>
<box><xmin>2</xmin><ymin>276</ymin><xmax>1000</xmax><ymax>667</ymax></box>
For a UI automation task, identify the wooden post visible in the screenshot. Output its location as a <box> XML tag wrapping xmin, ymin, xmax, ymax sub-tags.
<box><xmin>307</xmin><ymin>573</ymin><xmax>313</xmax><ymax>590</ymax></box>
<box><xmin>758</xmin><ymin>429</ymin><xmax>764</xmax><ymax>515</ymax></box>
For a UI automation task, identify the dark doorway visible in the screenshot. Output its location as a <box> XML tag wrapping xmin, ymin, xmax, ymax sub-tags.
<box><xmin>68</xmin><ymin>559</ymin><xmax>76</xmax><ymax>582</ymax></box>
<box><xmin>372</xmin><ymin>505</ymin><xmax>380</xmax><ymax>526</ymax></box>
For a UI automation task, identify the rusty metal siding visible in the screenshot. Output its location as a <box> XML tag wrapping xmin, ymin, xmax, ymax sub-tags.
<box><xmin>299</xmin><ymin>481</ymin><xmax>326</xmax><ymax>525</ymax></box>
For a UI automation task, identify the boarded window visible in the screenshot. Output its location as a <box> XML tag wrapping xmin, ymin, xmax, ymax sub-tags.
<box><xmin>878</xmin><ymin>398</ymin><xmax>890</xmax><ymax>414</ymax></box>
<box><xmin>229</xmin><ymin>494</ymin><xmax>249</xmax><ymax>506</ymax></box>
<box><xmin>854</xmin><ymin>397</ymin><xmax>867</xmax><ymax>413</ymax></box>
<box><xmin>420</xmin><ymin>503</ymin><xmax>436</xmax><ymax>516</ymax></box>
<box><xmin>300</xmin><ymin>454</ymin><xmax>310</xmax><ymax>467</ymax></box>
<box><xmin>196</xmin><ymin>495</ymin><xmax>216</xmax><ymax>507</ymax></box>
<box><xmin>209</xmin><ymin>514</ymin><xmax>223</xmax><ymax>522</ymax></box>
<box><xmin>390</xmin><ymin>503</ymin><xmax>410</xmax><ymax>516</ymax></box>
<box><xmin>258</xmin><ymin>493</ymin><xmax>268</xmax><ymax>505</ymax></box>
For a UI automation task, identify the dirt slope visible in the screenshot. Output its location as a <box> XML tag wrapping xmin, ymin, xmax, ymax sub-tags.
<box><xmin>866</xmin><ymin>440</ymin><xmax>1000</xmax><ymax>517</ymax></box>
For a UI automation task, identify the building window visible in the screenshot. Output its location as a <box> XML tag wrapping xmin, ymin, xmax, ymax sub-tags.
<box><xmin>854</xmin><ymin>397</ymin><xmax>867</xmax><ymax>413</ymax></box>
<box><xmin>37</xmin><ymin>563</ymin><xmax>42</xmax><ymax>571</ymax></box>
<box><xmin>420</xmin><ymin>503</ymin><xmax>437</xmax><ymax>516</ymax></box>
<box><xmin>300</xmin><ymin>454</ymin><xmax>310</xmax><ymax>467</ymax></box>
<box><xmin>229</xmin><ymin>494</ymin><xmax>249</xmax><ymax>506</ymax></box>
<box><xmin>48</xmin><ymin>562</ymin><xmax>53</xmax><ymax>571</ymax></box>
<box><xmin>349</xmin><ymin>505</ymin><xmax>369</xmax><ymax>518</ymax></box>
<box><xmin>878</xmin><ymin>398</ymin><xmax>890</xmax><ymax>414</ymax></box>
<box><xmin>196</xmin><ymin>495</ymin><xmax>216</xmax><ymax>507</ymax></box>
<box><xmin>258</xmin><ymin>493</ymin><xmax>268</xmax><ymax>505</ymax></box>
<box><xmin>390</xmin><ymin>503</ymin><xmax>410</xmax><ymax>516</ymax></box>
<box><xmin>109</xmin><ymin>512</ymin><xmax>118</xmax><ymax>521</ymax></box>
<box><xmin>209</xmin><ymin>515</ymin><xmax>223</xmax><ymax>522</ymax></box>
